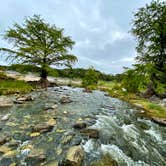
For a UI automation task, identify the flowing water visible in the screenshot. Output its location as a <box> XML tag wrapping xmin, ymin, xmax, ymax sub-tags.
<box><xmin>0</xmin><ymin>87</ymin><xmax>165</xmax><ymax>166</ymax></box>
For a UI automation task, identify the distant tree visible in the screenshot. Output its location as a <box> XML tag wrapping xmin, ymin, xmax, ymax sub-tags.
<box><xmin>0</xmin><ymin>15</ymin><xmax>77</xmax><ymax>88</ymax></box>
<box><xmin>82</xmin><ymin>67</ymin><xmax>99</xmax><ymax>88</ymax></box>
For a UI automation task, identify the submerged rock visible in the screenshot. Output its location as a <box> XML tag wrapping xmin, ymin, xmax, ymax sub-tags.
<box><xmin>60</xmin><ymin>96</ymin><xmax>72</xmax><ymax>104</ymax></box>
<box><xmin>63</xmin><ymin>146</ymin><xmax>84</xmax><ymax>166</ymax></box>
<box><xmin>0</xmin><ymin>96</ymin><xmax>13</xmax><ymax>107</ymax></box>
<box><xmin>83</xmin><ymin>88</ymin><xmax>92</xmax><ymax>93</ymax></box>
<box><xmin>80</xmin><ymin>128</ymin><xmax>99</xmax><ymax>139</ymax></box>
<box><xmin>25</xmin><ymin>149</ymin><xmax>46</xmax><ymax>165</ymax></box>
<box><xmin>91</xmin><ymin>154</ymin><xmax>118</xmax><ymax>166</ymax></box>
<box><xmin>73</xmin><ymin>122</ymin><xmax>87</xmax><ymax>130</ymax></box>
<box><xmin>32</xmin><ymin>124</ymin><xmax>54</xmax><ymax>133</ymax></box>
<box><xmin>44</xmin><ymin>160</ymin><xmax>58</xmax><ymax>166</ymax></box>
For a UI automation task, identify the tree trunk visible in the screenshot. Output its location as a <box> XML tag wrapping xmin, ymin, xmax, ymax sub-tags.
<box><xmin>40</xmin><ymin>67</ymin><xmax>49</xmax><ymax>89</ymax></box>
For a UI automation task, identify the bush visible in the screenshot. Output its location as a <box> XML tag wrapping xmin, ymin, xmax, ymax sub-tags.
<box><xmin>82</xmin><ymin>67</ymin><xmax>99</xmax><ymax>88</ymax></box>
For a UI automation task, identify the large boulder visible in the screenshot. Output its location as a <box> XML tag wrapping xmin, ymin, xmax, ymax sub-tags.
<box><xmin>0</xmin><ymin>96</ymin><xmax>13</xmax><ymax>107</ymax></box>
<box><xmin>64</xmin><ymin>146</ymin><xmax>84</xmax><ymax>166</ymax></box>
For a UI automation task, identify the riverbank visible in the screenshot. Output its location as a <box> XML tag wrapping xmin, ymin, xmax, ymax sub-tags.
<box><xmin>97</xmin><ymin>81</ymin><xmax>166</xmax><ymax>125</ymax></box>
<box><xmin>1</xmin><ymin>70</ymin><xmax>166</xmax><ymax>124</ymax></box>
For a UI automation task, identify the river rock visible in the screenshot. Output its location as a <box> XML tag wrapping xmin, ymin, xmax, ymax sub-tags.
<box><xmin>73</xmin><ymin>122</ymin><xmax>87</xmax><ymax>129</ymax></box>
<box><xmin>1</xmin><ymin>114</ymin><xmax>10</xmax><ymax>121</ymax></box>
<box><xmin>44</xmin><ymin>160</ymin><xmax>58</xmax><ymax>166</ymax></box>
<box><xmin>0</xmin><ymin>136</ymin><xmax>10</xmax><ymax>145</ymax></box>
<box><xmin>80</xmin><ymin>128</ymin><xmax>99</xmax><ymax>139</ymax></box>
<box><xmin>0</xmin><ymin>96</ymin><xmax>13</xmax><ymax>107</ymax></box>
<box><xmin>16</xmin><ymin>95</ymin><xmax>34</xmax><ymax>102</ymax></box>
<box><xmin>25</xmin><ymin>149</ymin><xmax>46</xmax><ymax>165</ymax></box>
<box><xmin>63</xmin><ymin>146</ymin><xmax>84</xmax><ymax>166</ymax></box>
<box><xmin>60</xmin><ymin>96</ymin><xmax>72</xmax><ymax>104</ymax></box>
<box><xmin>152</xmin><ymin>117</ymin><xmax>166</xmax><ymax>126</ymax></box>
<box><xmin>32</xmin><ymin>124</ymin><xmax>54</xmax><ymax>133</ymax></box>
<box><xmin>91</xmin><ymin>154</ymin><xmax>118</xmax><ymax>166</ymax></box>
<box><xmin>61</xmin><ymin>135</ymin><xmax>73</xmax><ymax>144</ymax></box>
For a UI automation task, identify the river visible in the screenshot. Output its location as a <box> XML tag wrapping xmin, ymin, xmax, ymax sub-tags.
<box><xmin>0</xmin><ymin>86</ymin><xmax>165</xmax><ymax>166</ymax></box>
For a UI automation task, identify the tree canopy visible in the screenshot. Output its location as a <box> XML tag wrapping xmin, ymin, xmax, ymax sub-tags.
<box><xmin>0</xmin><ymin>15</ymin><xmax>77</xmax><ymax>87</ymax></box>
<box><xmin>131</xmin><ymin>0</ymin><xmax>166</xmax><ymax>70</ymax></box>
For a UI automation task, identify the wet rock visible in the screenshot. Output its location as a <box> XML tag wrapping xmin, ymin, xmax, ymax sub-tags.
<box><xmin>44</xmin><ymin>104</ymin><xmax>58</xmax><ymax>110</ymax></box>
<box><xmin>47</xmin><ymin>118</ymin><xmax>56</xmax><ymax>126</ymax></box>
<box><xmin>83</xmin><ymin>88</ymin><xmax>92</xmax><ymax>93</ymax></box>
<box><xmin>60</xmin><ymin>96</ymin><xmax>72</xmax><ymax>104</ymax></box>
<box><xmin>152</xmin><ymin>117</ymin><xmax>166</xmax><ymax>126</ymax></box>
<box><xmin>61</xmin><ymin>135</ymin><xmax>73</xmax><ymax>144</ymax></box>
<box><xmin>16</xmin><ymin>95</ymin><xmax>34</xmax><ymax>102</ymax></box>
<box><xmin>0</xmin><ymin>96</ymin><xmax>13</xmax><ymax>107</ymax></box>
<box><xmin>63</xmin><ymin>146</ymin><xmax>84</xmax><ymax>166</ymax></box>
<box><xmin>0</xmin><ymin>136</ymin><xmax>10</xmax><ymax>145</ymax></box>
<box><xmin>25</xmin><ymin>149</ymin><xmax>46</xmax><ymax>165</ymax></box>
<box><xmin>1</xmin><ymin>114</ymin><xmax>10</xmax><ymax>121</ymax></box>
<box><xmin>91</xmin><ymin>154</ymin><xmax>118</xmax><ymax>166</ymax></box>
<box><xmin>0</xmin><ymin>145</ymin><xmax>11</xmax><ymax>154</ymax></box>
<box><xmin>73</xmin><ymin>122</ymin><xmax>87</xmax><ymax>130</ymax></box>
<box><xmin>32</xmin><ymin>124</ymin><xmax>54</xmax><ymax>133</ymax></box>
<box><xmin>80</xmin><ymin>129</ymin><xmax>99</xmax><ymax>139</ymax></box>
<box><xmin>44</xmin><ymin>160</ymin><xmax>58</xmax><ymax>166</ymax></box>
<box><xmin>30</xmin><ymin>132</ymin><xmax>40</xmax><ymax>137</ymax></box>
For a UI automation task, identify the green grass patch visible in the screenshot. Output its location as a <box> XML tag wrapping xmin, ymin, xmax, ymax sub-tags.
<box><xmin>0</xmin><ymin>80</ymin><xmax>33</xmax><ymax>95</ymax></box>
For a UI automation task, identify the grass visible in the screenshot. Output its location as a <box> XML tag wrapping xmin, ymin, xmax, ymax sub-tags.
<box><xmin>97</xmin><ymin>81</ymin><xmax>166</xmax><ymax>119</ymax></box>
<box><xmin>0</xmin><ymin>80</ymin><xmax>33</xmax><ymax>95</ymax></box>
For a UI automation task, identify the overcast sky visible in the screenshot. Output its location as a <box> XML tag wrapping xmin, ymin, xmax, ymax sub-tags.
<box><xmin>0</xmin><ymin>0</ymin><xmax>152</xmax><ymax>74</ymax></box>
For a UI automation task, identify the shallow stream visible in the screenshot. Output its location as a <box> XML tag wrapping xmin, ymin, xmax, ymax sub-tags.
<box><xmin>0</xmin><ymin>87</ymin><xmax>165</xmax><ymax>166</ymax></box>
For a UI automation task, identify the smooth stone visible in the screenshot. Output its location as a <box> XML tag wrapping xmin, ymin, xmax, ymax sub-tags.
<box><xmin>64</xmin><ymin>146</ymin><xmax>84</xmax><ymax>166</ymax></box>
<box><xmin>1</xmin><ymin>114</ymin><xmax>11</xmax><ymax>121</ymax></box>
<box><xmin>80</xmin><ymin>128</ymin><xmax>99</xmax><ymax>139</ymax></box>
<box><xmin>0</xmin><ymin>96</ymin><xmax>13</xmax><ymax>107</ymax></box>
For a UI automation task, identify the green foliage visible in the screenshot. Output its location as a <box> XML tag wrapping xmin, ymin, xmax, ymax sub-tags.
<box><xmin>131</xmin><ymin>0</ymin><xmax>166</xmax><ymax>69</ymax></box>
<box><xmin>0</xmin><ymin>15</ymin><xmax>77</xmax><ymax>83</ymax></box>
<box><xmin>82</xmin><ymin>67</ymin><xmax>99</xmax><ymax>88</ymax></box>
<box><xmin>8</xmin><ymin>64</ymin><xmax>40</xmax><ymax>74</ymax></box>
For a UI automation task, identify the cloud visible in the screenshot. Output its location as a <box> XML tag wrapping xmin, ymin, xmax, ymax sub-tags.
<box><xmin>0</xmin><ymin>0</ymin><xmax>151</xmax><ymax>73</ymax></box>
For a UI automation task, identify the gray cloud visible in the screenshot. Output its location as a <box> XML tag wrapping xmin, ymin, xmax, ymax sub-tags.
<box><xmin>0</xmin><ymin>0</ymin><xmax>152</xmax><ymax>73</ymax></box>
